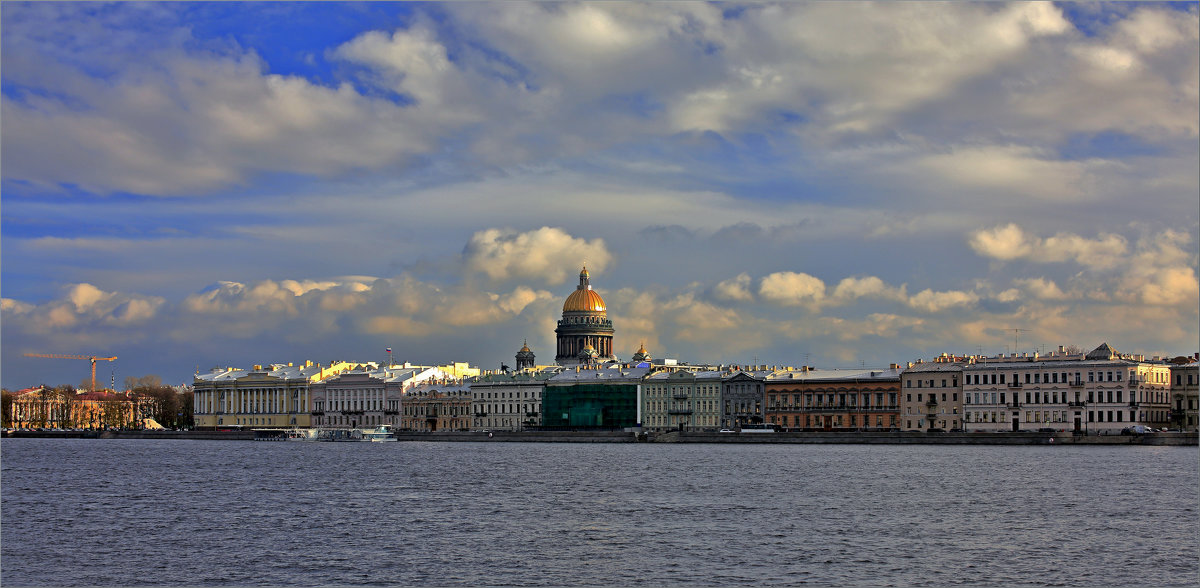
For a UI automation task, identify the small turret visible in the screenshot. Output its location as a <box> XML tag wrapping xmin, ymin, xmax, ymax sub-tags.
<box><xmin>515</xmin><ymin>340</ymin><xmax>536</xmax><ymax>370</ymax></box>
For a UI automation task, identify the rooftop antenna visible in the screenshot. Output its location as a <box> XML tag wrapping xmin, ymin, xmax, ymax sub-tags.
<box><xmin>1011</xmin><ymin>328</ymin><xmax>1029</xmax><ymax>354</ymax></box>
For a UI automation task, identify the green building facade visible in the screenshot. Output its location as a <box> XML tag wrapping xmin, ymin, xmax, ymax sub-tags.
<box><xmin>542</xmin><ymin>367</ymin><xmax>650</xmax><ymax>429</ymax></box>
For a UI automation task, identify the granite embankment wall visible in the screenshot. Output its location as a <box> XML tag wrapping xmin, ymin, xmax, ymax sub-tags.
<box><xmin>4</xmin><ymin>429</ymin><xmax>1195</xmax><ymax>445</ymax></box>
<box><xmin>2</xmin><ymin>430</ymin><xmax>256</xmax><ymax>441</ymax></box>
<box><xmin>656</xmin><ymin>430</ymin><xmax>1198</xmax><ymax>445</ymax></box>
<box><xmin>392</xmin><ymin>430</ymin><xmax>640</xmax><ymax>443</ymax></box>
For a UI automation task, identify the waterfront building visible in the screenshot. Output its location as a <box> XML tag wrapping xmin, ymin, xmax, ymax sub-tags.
<box><xmin>962</xmin><ymin>343</ymin><xmax>1172</xmax><ymax>434</ymax></box>
<box><xmin>542</xmin><ymin>365</ymin><xmax>649</xmax><ymax>428</ymax></box>
<box><xmin>1169</xmin><ymin>356</ymin><xmax>1199</xmax><ymax>431</ymax></box>
<box><xmin>555</xmin><ymin>267</ymin><xmax>616</xmax><ymax>365</ymax></box>
<box><xmin>642</xmin><ymin>369</ymin><xmax>724</xmax><ymax>432</ymax></box>
<box><xmin>7</xmin><ymin>387</ymin><xmax>148</xmax><ymax>430</ymax></box>
<box><xmin>401</xmin><ymin>381</ymin><xmax>472</xmax><ymax>431</ymax></box>
<box><xmin>720</xmin><ymin>369</ymin><xmax>770</xmax><ymax>430</ymax></box>
<box><xmin>470</xmin><ymin>367</ymin><xmax>560</xmax><ymax>431</ymax></box>
<box><xmin>192</xmin><ymin>361</ymin><xmax>356</xmax><ymax>429</ymax></box>
<box><xmin>309</xmin><ymin>366</ymin><xmax>448</xmax><ymax>430</ymax></box>
<box><xmin>900</xmin><ymin>357</ymin><xmax>965</xmax><ymax>431</ymax></box>
<box><xmin>765</xmin><ymin>367</ymin><xmax>902</xmax><ymax>431</ymax></box>
<box><xmin>435</xmin><ymin>361</ymin><xmax>481</xmax><ymax>379</ymax></box>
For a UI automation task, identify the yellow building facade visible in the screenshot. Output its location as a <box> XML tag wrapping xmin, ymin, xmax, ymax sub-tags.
<box><xmin>192</xmin><ymin>361</ymin><xmax>356</xmax><ymax>429</ymax></box>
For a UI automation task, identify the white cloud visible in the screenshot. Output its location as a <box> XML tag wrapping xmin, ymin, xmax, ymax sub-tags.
<box><xmin>759</xmin><ymin>272</ymin><xmax>826</xmax><ymax>308</ymax></box>
<box><xmin>462</xmin><ymin>227</ymin><xmax>612</xmax><ymax>285</ymax></box>
<box><xmin>912</xmin><ymin>146</ymin><xmax>1091</xmax><ymax>201</ymax></box>
<box><xmin>712</xmin><ymin>273</ymin><xmax>754</xmax><ymax>302</ymax></box>
<box><xmin>1117</xmin><ymin>230</ymin><xmax>1200</xmax><ymax>307</ymax></box>
<box><xmin>968</xmin><ymin>223</ymin><xmax>1037</xmax><ymax>260</ymax></box>
<box><xmin>1016</xmin><ymin>278</ymin><xmax>1068</xmax><ymax>300</ymax></box>
<box><xmin>908</xmin><ymin>289</ymin><xmax>979</xmax><ymax>313</ymax></box>
<box><xmin>1</xmin><ymin>283</ymin><xmax>165</xmax><ymax>334</ymax></box>
<box><xmin>832</xmin><ymin>276</ymin><xmax>907</xmax><ymax>302</ymax></box>
<box><xmin>969</xmin><ymin>224</ymin><xmax>1129</xmax><ymax>268</ymax></box>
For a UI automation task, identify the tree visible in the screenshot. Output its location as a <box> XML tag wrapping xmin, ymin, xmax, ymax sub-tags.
<box><xmin>178</xmin><ymin>389</ymin><xmax>194</xmax><ymax>429</ymax></box>
<box><xmin>2</xmin><ymin>389</ymin><xmax>13</xmax><ymax>428</ymax></box>
<box><xmin>130</xmin><ymin>385</ymin><xmax>194</xmax><ymax>428</ymax></box>
<box><xmin>124</xmin><ymin>375</ymin><xmax>162</xmax><ymax>391</ymax></box>
<box><xmin>52</xmin><ymin>385</ymin><xmax>78</xmax><ymax>428</ymax></box>
<box><xmin>100</xmin><ymin>399</ymin><xmax>127</xmax><ymax>429</ymax></box>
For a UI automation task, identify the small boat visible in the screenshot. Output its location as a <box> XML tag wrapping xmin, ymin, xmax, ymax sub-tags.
<box><xmin>317</xmin><ymin>425</ymin><xmax>397</xmax><ymax>442</ymax></box>
<box><xmin>254</xmin><ymin>428</ymin><xmax>319</xmax><ymax>441</ymax></box>
<box><xmin>361</xmin><ymin>424</ymin><xmax>398</xmax><ymax>442</ymax></box>
<box><xmin>284</xmin><ymin>428</ymin><xmax>319</xmax><ymax>441</ymax></box>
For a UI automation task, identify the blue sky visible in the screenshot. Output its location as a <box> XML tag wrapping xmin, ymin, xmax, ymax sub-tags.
<box><xmin>3</xmin><ymin>2</ymin><xmax>1197</xmax><ymax>389</ymax></box>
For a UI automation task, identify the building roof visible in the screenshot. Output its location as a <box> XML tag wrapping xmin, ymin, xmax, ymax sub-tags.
<box><xmin>766</xmin><ymin>367</ymin><xmax>903</xmax><ymax>382</ymax></box>
<box><xmin>548</xmin><ymin>366</ymin><xmax>651</xmax><ymax>384</ymax></box>
<box><xmin>563</xmin><ymin>288</ymin><xmax>606</xmax><ymax>313</ymax></box>
<box><xmin>902</xmin><ymin>362</ymin><xmax>966</xmax><ymax>374</ymax></box>
<box><xmin>471</xmin><ymin>369</ymin><xmax>560</xmax><ymax>385</ymax></box>
<box><xmin>1086</xmin><ymin>342</ymin><xmax>1118</xmax><ymax>360</ymax></box>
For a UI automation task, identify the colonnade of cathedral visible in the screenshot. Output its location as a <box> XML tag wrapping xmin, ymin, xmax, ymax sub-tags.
<box><xmin>557</xmin><ymin>334</ymin><xmax>614</xmax><ymax>360</ymax></box>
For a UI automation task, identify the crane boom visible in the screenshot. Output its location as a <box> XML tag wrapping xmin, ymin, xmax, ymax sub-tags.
<box><xmin>24</xmin><ymin>353</ymin><xmax>118</xmax><ymax>392</ymax></box>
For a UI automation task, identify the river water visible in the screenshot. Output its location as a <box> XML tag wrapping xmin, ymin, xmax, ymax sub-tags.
<box><xmin>1</xmin><ymin>439</ymin><xmax>1196</xmax><ymax>587</ymax></box>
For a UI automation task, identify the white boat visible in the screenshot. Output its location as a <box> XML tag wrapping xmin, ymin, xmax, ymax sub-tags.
<box><xmin>253</xmin><ymin>428</ymin><xmax>319</xmax><ymax>441</ymax></box>
<box><xmin>361</xmin><ymin>424</ymin><xmax>398</xmax><ymax>442</ymax></box>
<box><xmin>284</xmin><ymin>428</ymin><xmax>319</xmax><ymax>441</ymax></box>
<box><xmin>314</xmin><ymin>425</ymin><xmax>398</xmax><ymax>442</ymax></box>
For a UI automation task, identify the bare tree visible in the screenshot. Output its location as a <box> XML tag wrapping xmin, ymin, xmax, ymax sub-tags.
<box><xmin>52</xmin><ymin>385</ymin><xmax>78</xmax><ymax>428</ymax></box>
<box><xmin>125</xmin><ymin>375</ymin><xmax>163</xmax><ymax>391</ymax></box>
<box><xmin>2</xmin><ymin>389</ymin><xmax>13</xmax><ymax>428</ymax></box>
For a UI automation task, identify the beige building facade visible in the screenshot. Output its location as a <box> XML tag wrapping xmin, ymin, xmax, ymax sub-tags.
<box><xmin>1169</xmin><ymin>359</ymin><xmax>1198</xmax><ymax>431</ymax></box>
<box><xmin>642</xmin><ymin>369</ymin><xmax>724</xmax><ymax>432</ymax></box>
<box><xmin>900</xmin><ymin>358</ymin><xmax>965</xmax><ymax>431</ymax></box>
<box><xmin>963</xmin><ymin>343</ymin><xmax>1172</xmax><ymax>434</ymax></box>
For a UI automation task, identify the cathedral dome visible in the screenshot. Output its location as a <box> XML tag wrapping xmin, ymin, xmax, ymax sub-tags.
<box><xmin>562</xmin><ymin>265</ymin><xmax>606</xmax><ymax>312</ymax></box>
<box><xmin>563</xmin><ymin>288</ymin><xmax>607</xmax><ymax>313</ymax></box>
<box><xmin>631</xmin><ymin>343</ymin><xmax>650</xmax><ymax>362</ymax></box>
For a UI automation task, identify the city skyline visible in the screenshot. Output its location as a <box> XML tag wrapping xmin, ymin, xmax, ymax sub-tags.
<box><xmin>2</xmin><ymin>2</ymin><xmax>1198</xmax><ymax>389</ymax></box>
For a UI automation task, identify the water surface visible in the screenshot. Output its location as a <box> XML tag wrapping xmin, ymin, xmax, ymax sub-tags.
<box><xmin>2</xmin><ymin>439</ymin><xmax>1196</xmax><ymax>586</ymax></box>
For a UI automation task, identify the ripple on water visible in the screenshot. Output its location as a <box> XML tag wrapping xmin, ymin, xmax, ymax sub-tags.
<box><xmin>1</xmin><ymin>440</ymin><xmax>1197</xmax><ymax>586</ymax></box>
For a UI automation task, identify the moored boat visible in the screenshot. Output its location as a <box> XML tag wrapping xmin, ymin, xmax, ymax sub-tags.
<box><xmin>361</xmin><ymin>424</ymin><xmax>398</xmax><ymax>442</ymax></box>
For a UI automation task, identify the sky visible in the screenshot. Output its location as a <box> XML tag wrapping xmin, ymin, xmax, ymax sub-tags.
<box><xmin>2</xmin><ymin>2</ymin><xmax>1197</xmax><ymax>389</ymax></box>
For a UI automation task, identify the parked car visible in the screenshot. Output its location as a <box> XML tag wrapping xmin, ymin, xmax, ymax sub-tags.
<box><xmin>1121</xmin><ymin>425</ymin><xmax>1151</xmax><ymax>435</ymax></box>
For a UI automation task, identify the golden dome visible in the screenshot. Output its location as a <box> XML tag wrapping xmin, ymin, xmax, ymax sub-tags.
<box><xmin>563</xmin><ymin>288</ymin><xmax>607</xmax><ymax>312</ymax></box>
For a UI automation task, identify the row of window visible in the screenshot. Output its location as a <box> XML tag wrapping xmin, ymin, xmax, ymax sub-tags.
<box><xmin>965</xmin><ymin>389</ymin><xmax>1140</xmax><ymax>405</ymax></box>
<box><xmin>964</xmin><ymin>369</ymin><xmax>1123</xmax><ymax>388</ymax></box>
<box><xmin>476</xmin><ymin>390</ymin><xmax>539</xmax><ymax>400</ymax></box>
<box><xmin>766</xmin><ymin>414</ymin><xmax>899</xmax><ymax>428</ymax></box>
<box><xmin>905</xmin><ymin>378</ymin><xmax>956</xmax><ymax>388</ymax></box>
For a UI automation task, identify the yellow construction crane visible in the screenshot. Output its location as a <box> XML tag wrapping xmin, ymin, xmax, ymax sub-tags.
<box><xmin>24</xmin><ymin>353</ymin><xmax>118</xmax><ymax>392</ymax></box>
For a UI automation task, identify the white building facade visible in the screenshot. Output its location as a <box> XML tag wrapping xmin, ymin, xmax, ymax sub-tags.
<box><xmin>963</xmin><ymin>343</ymin><xmax>1172</xmax><ymax>434</ymax></box>
<box><xmin>470</xmin><ymin>369</ymin><xmax>558</xmax><ymax>431</ymax></box>
<box><xmin>309</xmin><ymin>366</ymin><xmax>450</xmax><ymax>429</ymax></box>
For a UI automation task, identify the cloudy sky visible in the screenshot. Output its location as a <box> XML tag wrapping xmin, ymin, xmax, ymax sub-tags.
<box><xmin>2</xmin><ymin>2</ymin><xmax>1197</xmax><ymax>389</ymax></box>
